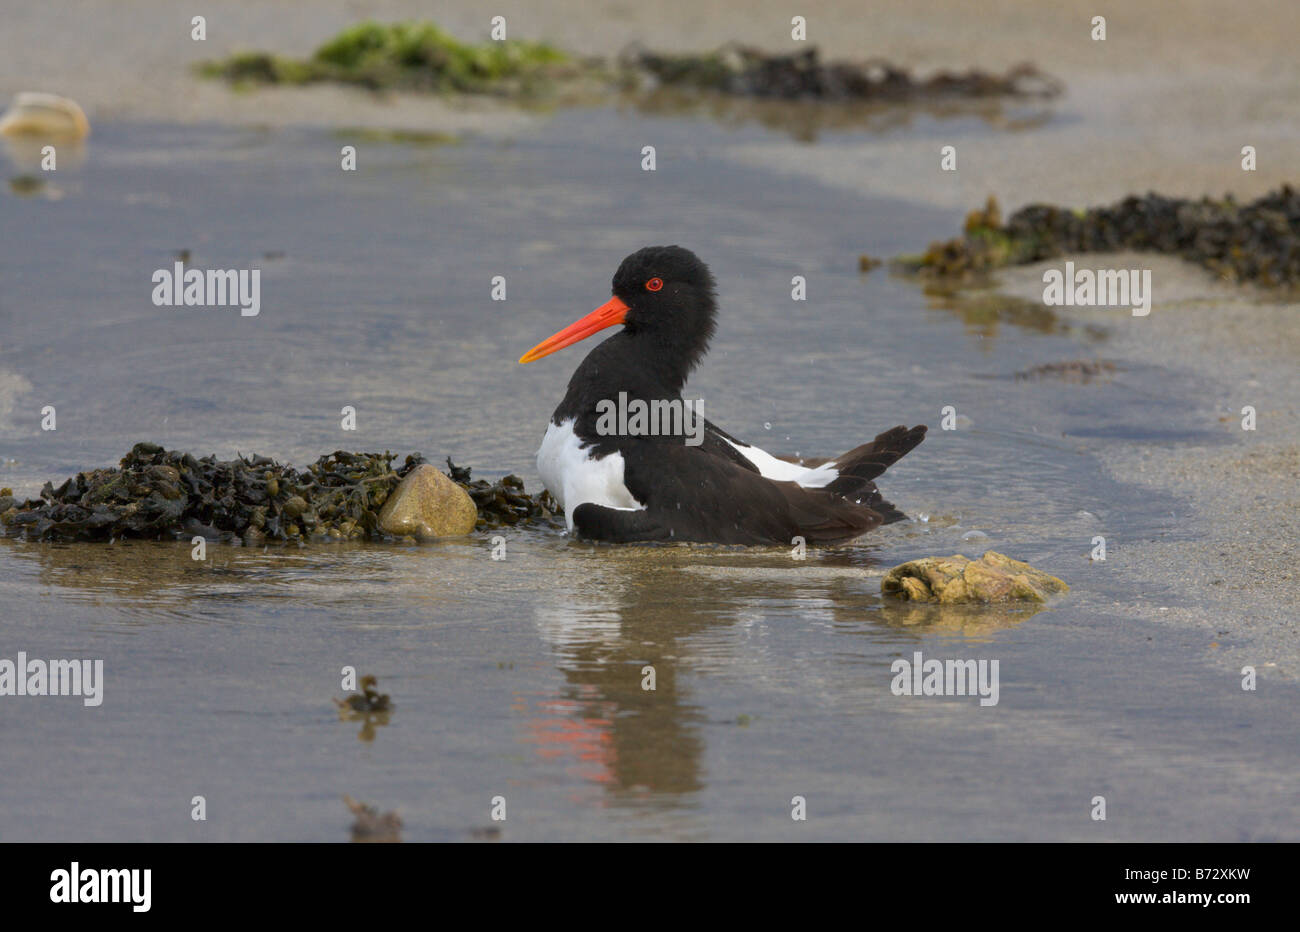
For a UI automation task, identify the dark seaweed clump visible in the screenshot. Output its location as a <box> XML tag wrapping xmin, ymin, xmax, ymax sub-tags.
<box><xmin>335</xmin><ymin>674</ymin><xmax>392</xmax><ymax>714</ymax></box>
<box><xmin>1014</xmin><ymin>359</ymin><xmax>1118</xmax><ymax>384</ymax></box>
<box><xmin>622</xmin><ymin>45</ymin><xmax>1061</xmax><ymax>101</ymax></box>
<box><xmin>896</xmin><ymin>186</ymin><xmax>1300</xmax><ymax>287</ymax></box>
<box><xmin>343</xmin><ymin>795</ymin><xmax>402</xmax><ymax>843</ymax></box>
<box><xmin>0</xmin><ymin>442</ymin><xmax>559</xmax><ymax>543</ymax></box>
<box><xmin>446</xmin><ymin>457</ymin><xmax>558</xmax><ymax>529</ymax></box>
<box><xmin>335</xmin><ymin>674</ymin><xmax>392</xmax><ymax>744</ymax></box>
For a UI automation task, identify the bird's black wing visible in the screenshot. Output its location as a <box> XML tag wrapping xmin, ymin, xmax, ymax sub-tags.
<box><xmin>570</xmin><ymin>439</ymin><xmax>885</xmax><ymax>545</ymax></box>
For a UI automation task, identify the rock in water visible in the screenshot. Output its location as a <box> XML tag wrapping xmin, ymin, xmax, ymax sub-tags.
<box><xmin>377</xmin><ymin>464</ymin><xmax>477</xmax><ymax>539</ymax></box>
<box><xmin>0</xmin><ymin>92</ymin><xmax>90</xmax><ymax>139</ymax></box>
<box><xmin>882</xmin><ymin>551</ymin><xmax>1069</xmax><ymax>603</ymax></box>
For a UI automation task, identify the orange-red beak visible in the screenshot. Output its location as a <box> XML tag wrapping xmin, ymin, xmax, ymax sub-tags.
<box><xmin>518</xmin><ymin>296</ymin><xmax>629</xmax><ymax>364</ymax></box>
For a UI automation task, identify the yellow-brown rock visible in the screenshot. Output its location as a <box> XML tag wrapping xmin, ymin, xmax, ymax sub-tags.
<box><xmin>0</xmin><ymin>92</ymin><xmax>90</xmax><ymax>139</ymax></box>
<box><xmin>377</xmin><ymin>465</ymin><xmax>477</xmax><ymax>540</ymax></box>
<box><xmin>882</xmin><ymin>551</ymin><xmax>1068</xmax><ymax>604</ymax></box>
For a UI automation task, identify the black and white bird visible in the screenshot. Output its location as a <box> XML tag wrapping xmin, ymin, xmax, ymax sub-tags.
<box><xmin>519</xmin><ymin>245</ymin><xmax>926</xmax><ymax>544</ymax></box>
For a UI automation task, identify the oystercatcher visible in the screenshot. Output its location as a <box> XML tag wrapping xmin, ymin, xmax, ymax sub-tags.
<box><xmin>519</xmin><ymin>245</ymin><xmax>926</xmax><ymax>544</ymax></box>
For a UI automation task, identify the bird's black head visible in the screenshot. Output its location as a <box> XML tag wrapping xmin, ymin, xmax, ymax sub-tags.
<box><xmin>519</xmin><ymin>245</ymin><xmax>719</xmax><ymax>382</ymax></box>
<box><xmin>611</xmin><ymin>245</ymin><xmax>717</xmax><ymax>370</ymax></box>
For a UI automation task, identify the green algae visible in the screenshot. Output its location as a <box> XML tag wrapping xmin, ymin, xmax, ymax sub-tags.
<box><xmin>199</xmin><ymin>20</ymin><xmax>569</xmax><ymax>95</ymax></box>
<box><xmin>335</xmin><ymin>127</ymin><xmax>458</xmax><ymax>146</ymax></box>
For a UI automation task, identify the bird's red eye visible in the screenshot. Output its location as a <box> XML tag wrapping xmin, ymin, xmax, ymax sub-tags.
<box><xmin>646</xmin><ymin>277</ymin><xmax>664</xmax><ymax>292</ymax></box>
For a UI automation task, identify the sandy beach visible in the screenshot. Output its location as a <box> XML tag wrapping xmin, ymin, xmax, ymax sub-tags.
<box><xmin>5</xmin><ymin>0</ymin><xmax>1299</xmax><ymax>206</ymax></box>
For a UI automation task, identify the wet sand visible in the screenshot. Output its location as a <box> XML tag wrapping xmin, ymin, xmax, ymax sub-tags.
<box><xmin>993</xmin><ymin>257</ymin><xmax>1300</xmax><ymax>678</ymax></box>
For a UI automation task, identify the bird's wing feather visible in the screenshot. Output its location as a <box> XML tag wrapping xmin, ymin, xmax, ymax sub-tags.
<box><xmin>571</xmin><ymin>441</ymin><xmax>884</xmax><ymax>544</ymax></box>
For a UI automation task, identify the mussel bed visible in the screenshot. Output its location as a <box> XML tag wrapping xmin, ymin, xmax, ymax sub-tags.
<box><xmin>0</xmin><ymin>442</ymin><xmax>559</xmax><ymax>543</ymax></box>
<box><xmin>896</xmin><ymin>186</ymin><xmax>1300</xmax><ymax>287</ymax></box>
<box><xmin>623</xmin><ymin>45</ymin><xmax>1061</xmax><ymax>101</ymax></box>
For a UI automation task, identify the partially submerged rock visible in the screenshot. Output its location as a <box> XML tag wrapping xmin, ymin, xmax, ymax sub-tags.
<box><xmin>896</xmin><ymin>187</ymin><xmax>1300</xmax><ymax>288</ymax></box>
<box><xmin>1</xmin><ymin>442</ymin><xmax>559</xmax><ymax>543</ymax></box>
<box><xmin>377</xmin><ymin>464</ymin><xmax>477</xmax><ymax>539</ymax></box>
<box><xmin>882</xmin><ymin>551</ymin><xmax>1069</xmax><ymax>603</ymax></box>
<box><xmin>0</xmin><ymin>92</ymin><xmax>90</xmax><ymax>139</ymax></box>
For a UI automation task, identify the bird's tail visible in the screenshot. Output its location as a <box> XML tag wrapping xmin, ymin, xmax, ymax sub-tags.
<box><xmin>822</xmin><ymin>424</ymin><xmax>927</xmax><ymax>523</ymax></box>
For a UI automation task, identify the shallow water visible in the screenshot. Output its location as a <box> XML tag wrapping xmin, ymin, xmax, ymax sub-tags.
<box><xmin>1</xmin><ymin>109</ymin><xmax>1296</xmax><ymax>841</ymax></box>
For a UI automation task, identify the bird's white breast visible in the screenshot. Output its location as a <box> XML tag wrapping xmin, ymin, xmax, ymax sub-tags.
<box><xmin>536</xmin><ymin>419</ymin><xmax>645</xmax><ymax>531</ymax></box>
